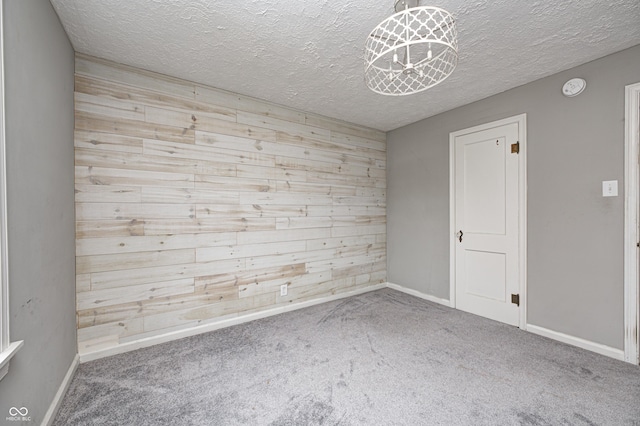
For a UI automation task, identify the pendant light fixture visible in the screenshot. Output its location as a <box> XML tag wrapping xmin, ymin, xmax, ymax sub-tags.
<box><xmin>365</xmin><ymin>0</ymin><xmax>458</xmax><ymax>96</ymax></box>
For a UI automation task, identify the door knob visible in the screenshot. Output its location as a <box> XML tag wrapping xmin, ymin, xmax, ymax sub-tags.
<box><xmin>456</xmin><ymin>230</ymin><xmax>463</xmax><ymax>242</ymax></box>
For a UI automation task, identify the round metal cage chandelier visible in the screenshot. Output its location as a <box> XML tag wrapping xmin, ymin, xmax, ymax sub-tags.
<box><xmin>364</xmin><ymin>0</ymin><xmax>458</xmax><ymax>96</ymax></box>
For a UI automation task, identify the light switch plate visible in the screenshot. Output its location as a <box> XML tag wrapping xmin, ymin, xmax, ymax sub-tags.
<box><xmin>602</xmin><ymin>180</ymin><xmax>618</xmax><ymax>197</ymax></box>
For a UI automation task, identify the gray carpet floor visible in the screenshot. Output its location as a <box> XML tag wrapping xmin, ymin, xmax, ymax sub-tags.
<box><xmin>54</xmin><ymin>289</ymin><xmax>640</xmax><ymax>425</ymax></box>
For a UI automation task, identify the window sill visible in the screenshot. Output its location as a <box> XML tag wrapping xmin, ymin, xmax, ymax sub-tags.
<box><xmin>0</xmin><ymin>340</ymin><xmax>24</xmax><ymax>381</ymax></box>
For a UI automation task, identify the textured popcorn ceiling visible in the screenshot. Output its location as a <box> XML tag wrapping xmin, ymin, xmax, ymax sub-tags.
<box><xmin>50</xmin><ymin>0</ymin><xmax>640</xmax><ymax>131</ymax></box>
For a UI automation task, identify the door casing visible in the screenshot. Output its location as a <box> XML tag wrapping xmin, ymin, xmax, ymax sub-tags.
<box><xmin>449</xmin><ymin>114</ymin><xmax>528</xmax><ymax>330</ymax></box>
<box><xmin>623</xmin><ymin>82</ymin><xmax>640</xmax><ymax>364</ymax></box>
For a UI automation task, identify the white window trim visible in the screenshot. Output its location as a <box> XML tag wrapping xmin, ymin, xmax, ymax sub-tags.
<box><xmin>0</xmin><ymin>0</ymin><xmax>23</xmax><ymax>381</ymax></box>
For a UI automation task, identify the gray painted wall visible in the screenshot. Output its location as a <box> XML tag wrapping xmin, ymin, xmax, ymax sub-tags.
<box><xmin>388</xmin><ymin>44</ymin><xmax>640</xmax><ymax>350</ymax></box>
<box><xmin>0</xmin><ymin>0</ymin><xmax>76</xmax><ymax>423</ymax></box>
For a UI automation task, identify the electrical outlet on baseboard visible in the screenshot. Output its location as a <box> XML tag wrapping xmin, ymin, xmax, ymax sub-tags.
<box><xmin>280</xmin><ymin>284</ymin><xmax>288</xmax><ymax>296</ymax></box>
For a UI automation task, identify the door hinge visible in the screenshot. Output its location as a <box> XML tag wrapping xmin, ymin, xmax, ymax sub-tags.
<box><xmin>511</xmin><ymin>141</ymin><xmax>520</xmax><ymax>154</ymax></box>
<box><xmin>511</xmin><ymin>294</ymin><xmax>520</xmax><ymax>306</ymax></box>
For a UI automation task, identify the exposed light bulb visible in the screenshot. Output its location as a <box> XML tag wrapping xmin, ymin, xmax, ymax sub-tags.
<box><xmin>427</xmin><ymin>49</ymin><xmax>432</xmax><ymax>60</ymax></box>
<box><xmin>393</xmin><ymin>52</ymin><xmax>399</xmax><ymax>63</ymax></box>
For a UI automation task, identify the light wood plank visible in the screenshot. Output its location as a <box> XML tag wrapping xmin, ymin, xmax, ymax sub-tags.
<box><xmin>77</xmin><ymin>278</ymin><xmax>240</xmax><ymax>328</ymax></box>
<box><xmin>305</xmin><ymin>249</ymin><xmax>386</xmax><ymax>274</ymax></box>
<box><xmin>144</xmin><ymin>138</ymin><xmax>275</xmax><ymax>168</ymax></box>
<box><xmin>75</xmin><ymin>184</ymin><xmax>141</xmax><ymax>203</ymax></box>
<box><xmin>77</xmin><ymin>248</ymin><xmax>196</xmax><ymax>274</ymax></box>
<box><xmin>76</xmin><ymin>111</ymin><xmax>195</xmax><ymax>145</ymax></box>
<box><xmin>147</xmin><ymin>105</ymin><xmax>231</xmax><ymax>128</ymax></box>
<box><xmin>195</xmin><ymin>204</ymin><xmax>308</xmax><ymax>219</ymax></box>
<box><xmin>75</xmin><ymin>147</ymin><xmax>237</xmax><ymax>177</ymax></box>
<box><xmin>333</xmin><ymin>196</ymin><xmax>386</xmax><ymax>206</ymax></box>
<box><xmin>78</xmin><ymin>318</ymin><xmax>144</xmax><ymax>350</ymax></box>
<box><xmin>78</xmin><ymin>278</ymin><xmax>195</xmax><ymax>310</ymax></box>
<box><xmin>75</xmin><ymin>129</ymin><xmax>143</xmax><ymax>154</ymax></box>
<box><xmin>306</xmin><ymin>171</ymin><xmax>386</xmax><ymax>189</ymax></box>
<box><xmin>293</xmin><ymin>215</ymin><xmax>386</xmax><ymax>229</ymax></box>
<box><xmin>336</xmin><ymin>243</ymin><xmax>387</xmax><ymax>259</ymax></box>
<box><xmin>277</xmin><ymin>131</ymin><xmax>386</xmax><ymax>161</ymax></box>
<box><xmin>357</xmin><ymin>270</ymin><xmax>387</xmax><ymax>285</ymax></box>
<box><xmin>90</xmin><ymin>258</ymin><xmax>245</xmax><ymax>291</ymax></box>
<box><xmin>195</xmin><ymin>84</ymin><xmax>241</xmax><ymax>109</ymax></box>
<box><xmin>304</xmin><ymin>113</ymin><xmax>386</xmax><ymax>142</ymax></box>
<box><xmin>145</xmin><ymin>105</ymin><xmax>237</xmax><ymax>129</ymax></box>
<box><xmin>77</xmin><ymin>203</ymin><xmax>195</xmax><ymax>221</ymax></box>
<box><xmin>141</xmin><ymin>293</ymin><xmax>275</xmax><ymax>333</ymax></box>
<box><xmin>140</xmin><ymin>187</ymin><xmax>240</xmax><ymax>204</ymax></box>
<box><xmin>238</xmin><ymin>111</ymin><xmax>330</xmax><ymax>141</ymax></box>
<box><xmin>275</xmin><ymin>142</ymin><xmax>379</xmax><ymax>169</ymax></box>
<box><xmin>331</xmin><ymin>224</ymin><xmax>386</xmax><ymax>238</ymax></box>
<box><xmin>75</xmin><ymin>75</ymin><xmax>236</xmax><ymax>122</ymax></box>
<box><xmin>193</xmin><ymin>118</ymin><xmax>277</xmax><ymax>142</ymax></box>
<box><xmin>76</xmin><ymin>273</ymin><xmax>91</xmax><ymax>293</ymax></box>
<box><xmin>142</xmin><ymin>217</ymin><xmax>276</xmax><ymax>235</ymax></box>
<box><xmin>236</xmin><ymin>228</ymin><xmax>331</xmax><ymax>245</ymax></box>
<box><xmin>75</xmin><ymin>166</ymin><xmax>194</xmax><ymax>188</ymax></box>
<box><xmin>239</xmin><ymin>270</ymin><xmax>328</xmax><ymax>299</ymax></box>
<box><xmin>76</xmin><ymin>232</ymin><xmax>237</xmax><ymax>256</ymax></box>
<box><xmin>75</xmin><ymin>92</ymin><xmax>145</xmax><ymax>122</ymax></box>
<box><xmin>239</xmin><ymin>192</ymin><xmax>332</xmax><ymax>206</ymax></box>
<box><xmin>275</xmin><ymin>181</ymin><xmax>356</xmax><ymax>196</ymax></box>
<box><xmin>195</xmin><ymin>175</ymin><xmax>273</xmax><ymax>193</ymax></box>
<box><xmin>76</xmin><ymin>54</ymin><xmax>196</xmax><ymax>99</ymax></box>
<box><xmin>306</xmin><ymin>234</ymin><xmax>378</xmax><ymax>252</ymax></box>
<box><xmin>330</xmin><ymin>131</ymin><xmax>387</xmax><ymax>152</ymax></box>
<box><xmin>275</xmin><ymin>216</ymin><xmax>337</xmax><ymax>230</ymax></box>
<box><xmin>195</xmin><ymin>131</ymin><xmax>283</xmax><ymax>155</ymax></box>
<box><xmin>306</xmin><ymin>205</ymin><xmax>386</xmax><ymax>216</ymax></box>
<box><xmin>332</xmin><ymin>260</ymin><xmax>386</xmax><ymax>280</ymax></box>
<box><xmin>275</xmin><ymin>276</ymin><xmax>357</xmax><ymax>304</ymax></box>
<box><xmin>274</xmin><ymin>157</ymin><xmax>385</xmax><ymax>182</ymax></box>
<box><xmin>89</xmin><ymin>265</ymin><xmax>194</xmax><ymax>291</ymax></box>
<box><xmin>77</xmin><ymin>334</ymin><xmax>120</xmax><ymax>354</ymax></box>
<box><xmin>196</xmin><ymin>240</ymin><xmax>307</xmax><ymax>263</ymax></box>
<box><xmin>198</xmin><ymin>263</ymin><xmax>305</xmax><ymax>292</ymax></box>
<box><xmin>285</xmin><ymin>280</ymin><xmax>380</xmax><ymax>305</ymax></box>
<box><xmin>356</xmin><ymin>187</ymin><xmax>387</xmax><ymax>198</ymax></box>
<box><xmin>236</xmin><ymin>164</ymin><xmax>307</xmax><ymax>182</ymax></box>
<box><xmin>198</xmin><ymin>131</ymin><xmax>370</xmax><ymax>168</ymax></box>
<box><xmin>245</xmin><ymin>248</ymin><xmax>335</xmax><ymax>270</ymax></box>
<box><xmin>76</xmin><ymin>220</ymin><xmax>145</xmax><ymax>239</ymax></box>
<box><xmin>236</xmin><ymin>96</ymin><xmax>305</xmax><ymax>124</ymax></box>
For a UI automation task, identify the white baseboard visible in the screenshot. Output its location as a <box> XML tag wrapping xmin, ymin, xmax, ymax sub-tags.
<box><xmin>78</xmin><ymin>282</ymin><xmax>626</xmax><ymax>364</ymax></box>
<box><xmin>80</xmin><ymin>283</ymin><xmax>387</xmax><ymax>363</ymax></box>
<box><xmin>386</xmin><ymin>282</ymin><xmax>452</xmax><ymax>307</ymax></box>
<box><xmin>527</xmin><ymin>324</ymin><xmax>625</xmax><ymax>361</ymax></box>
<box><xmin>385</xmin><ymin>283</ymin><xmax>625</xmax><ymax>362</ymax></box>
<box><xmin>42</xmin><ymin>353</ymin><xmax>79</xmax><ymax>426</ymax></box>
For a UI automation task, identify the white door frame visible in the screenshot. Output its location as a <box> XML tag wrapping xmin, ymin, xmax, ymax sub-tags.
<box><xmin>623</xmin><ymin>82</ymin><xmax>640</xmax><ymax>364</ymax></box>
<box><xmin>449</xmin><ymin>113</ymin><xmax>528</xmax><ymax>330</ymax></box>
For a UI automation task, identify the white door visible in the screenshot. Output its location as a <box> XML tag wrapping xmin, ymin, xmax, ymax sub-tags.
<box><xmin>451</xmin><ymin>117</ymin><xmax>523</xmax><ymax>326</ymax></box>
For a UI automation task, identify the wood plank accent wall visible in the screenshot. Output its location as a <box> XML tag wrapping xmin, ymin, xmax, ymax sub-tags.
<box><xmin>74</xmin><ymin>54</ymin><xmax>387</xmax><ymax>355</ymax></box>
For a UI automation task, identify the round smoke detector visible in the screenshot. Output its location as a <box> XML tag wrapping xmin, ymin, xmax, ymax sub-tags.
<box><xmin>562</xmin><ymin>78</ymin><xmax>587</xmax><ymax>97</ymax></box>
